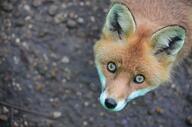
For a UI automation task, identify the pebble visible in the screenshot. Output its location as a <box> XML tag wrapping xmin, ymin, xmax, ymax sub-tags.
<box><xmin>61</xmin><ymin>56</ymin><xmax>70</xmax><ymax>63</ymax></box>
<box><xmin>2</xmin><ymin>106</ymin><xmax>9</xmax><ymax>113</ymax></box>
<box><xmin>48</xmin><ymin>5</ymin><xmax>58</xmax><ymax>16</ymax></box>
<box><xmin>24</xmin><ymin>5</ymin><xmax>31</xmax><ymax>12</ymax></box>
<box><xmin>15</xmin><ymin>19</ymin><xmax>25</xmax><ymax>27</ymax></box>
<box><xmin>66</xmin><ymin>19</ymin><xmax>77</xmax><ymax>28</ymax></box>
<box><xmin>83</xmin><ymin>121</ymin><xmax>88</xmax><ymax>126</ymax></box>
<box><xmin>186</xmin><ymin>116</ymin><xmax>192</xmax><ymax>125</ymax></box>
<box><xmin>38</xmin><ymin>29</ymin><xmax>49</xmax><ymax>38</ymax></box>
<box><xmin>0</xmin><ymin>114</ymin><xmax>8</xmax><ymax>121</ymax></box>
<box><xmin>1</xmin><ymin>2</ymin><xmax>13</xmax><ymax>12</ymax></box>
<box><xmin>84</xmin><ymin>101</ymin><xmax>89</xmax><ymax>107</ymax></box>
<box><xmin>52</xmin><ymin>111</ymin><xmax>62</xmax><ymax>119</ymax></box>
<box><xmin>24</xmin><ymin>121</ymin><xmax>28</xmax><ymax>126</ymax></box>
<box><xmin>54</xmin><ymin>13</ymin><xmax>67</xmax><ymax>24</ymax></box>
<box><xmin>90</xmin><ymin>16</ymin><xmax>95</xmax><ymax>22</ymax></box>
<box><xmin>155</xmin><ymin>107</ymin><xmax>164</xmax><ymax>114</ymax></box>
<box><xmin>68</xmin><ymin>12</ymin><xmax>78</xmax><ymax>19</ymax></box>
<box><xmin>77</xmin><ymin>17</ymin><xmax>85</xmax><ymax>24</ymax></box>
<box><xmin>13</xmin><ymin>122</ymin><xmax>19</xmax><ymax>127</ymax></box>
<box><xmin>32</xmin><ymin>0</ymin><xmax>43</xmax><ymax>7</ymax></box>
<box><xmin>35</xmin><ymin>83</ymin><xmax>44</xmax><ymax>92</ymax></box>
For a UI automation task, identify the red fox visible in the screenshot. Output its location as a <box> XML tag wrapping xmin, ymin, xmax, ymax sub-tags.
<box><xmin>94</xmin><ymin>0</ymin><xmax>192</xmax><ymax>111</ymax></box>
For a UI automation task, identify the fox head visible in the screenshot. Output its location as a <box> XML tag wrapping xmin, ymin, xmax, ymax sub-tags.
<box><xmin>94</xmin><ymin>3</ymin><xmax>186</xmax><ymax>111</ymax></box>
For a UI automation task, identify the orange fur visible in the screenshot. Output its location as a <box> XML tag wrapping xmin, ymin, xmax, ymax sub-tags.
<box><xmin>94</xmin><ymin>27</ymin><xmax>169</xmax><ymax>100</ymax></box>
<box><xmin>94</xmin><ymin>0</ymin><xmax>192</xmax><ymax>104</ymax></box>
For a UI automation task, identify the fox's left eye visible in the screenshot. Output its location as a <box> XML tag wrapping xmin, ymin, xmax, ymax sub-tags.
<box><xmin>107</xmin><ymin>62</ymin><xmax>117</xmax><ymax>73</ymax></box>
<box><xmin>134</xmin><ymin>74</ymin><xmax>145</xmax><ymax>84</ymax></box>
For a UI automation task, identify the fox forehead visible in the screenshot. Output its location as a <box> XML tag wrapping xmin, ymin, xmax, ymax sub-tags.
<box><xmin>95</xmin><ymin>28</ymin><xmax>152</xmax><ymax>69</ymax></box>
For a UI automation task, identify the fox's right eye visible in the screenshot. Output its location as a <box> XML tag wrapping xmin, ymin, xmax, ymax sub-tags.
<box><xmin>107</xmin><ymin>62</ymin><xmax>117</xmax><ymax>73</ymax></box>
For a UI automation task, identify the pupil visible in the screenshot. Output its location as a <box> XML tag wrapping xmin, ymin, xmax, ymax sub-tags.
<box><xmin>110</xmin><ymin>64</ymin><xmax>114</xmax><ymax>70</ymax></box>
<box><xmin>137</xmin><ymin>77</ymin><xmax>142</xmax><ymax>82</ymax></box>
<box><xmin>134</xmin><ymin>74</ymin><xmax>145</xmax><ymax>84</ymax></box>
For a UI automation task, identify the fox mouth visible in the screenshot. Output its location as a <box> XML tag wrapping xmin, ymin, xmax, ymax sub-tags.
<box><xmin>99</xmin><ymin>85</ymin><xmax>158</xmax><ymax>112</ymax></box>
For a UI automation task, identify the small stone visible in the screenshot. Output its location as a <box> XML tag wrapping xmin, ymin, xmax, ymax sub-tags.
<box><xmin>24</xmin><ymin>5</ymin><xmax>31</xmax><ymax>12</ymax></box>
<box><xmin>32</xmin><ymin>0</ymin><xmax>43</xmax><ymax>7</ymax></box>
<box><xmin>48</xmin><ymin>5</ymin><xmax>58</xmax><ymax>16</ymax></box>
<box><xmin>79</xmin><ymin>2</ymin><xmax>84</xmax><ymax>6</ymax></box>
<box><xmin>0</xmin><ymin>114</ymin><xmax>8</xmax><ymax>121</ymax></box>
<box><xmin>51</xmin><ymin>99</ymin><xmax>59</xmax><ymax>108</ymax></box>
<box><xmin>1</xmin><ymin>2</ymin><xmax>13</xmax><ymax>12</ymax></box>
<box><xmin>61</xmin><ymin>56</ymin><xmax>70</xmax><ymax>63</ymax></box>
<box><xmin>155</xmin><ymin>107</ymin><xmax>164</xmax><ymax>114</ymax></box>
<box><xmin>15</xmin><ymin>19</ymin><xmax>25</xmax><ymax>27</ymax></box>
<box><xmin>13</xmin><ymin>122</ymin><xmax>19</xmax><ymax>127</ymax></box>
<box><xmin>16</xmin><ymin>38</ymin><xmax>21</xmax><ymax>44</ymax></box>
<box><xmin>68</xmin><ymin>12</ymin><xmax>77</xmax><ymax>19</ymax></box>
<box><xmin>38</xmin><ymin>29</ymin><xmax>49</xmax><ymax>38</ymax></box>
<box><xmin>186</xmin><ymin>116</ymin><xmax>192</xmax><ymax>125</ymax></box>
<box><xmin>77</xmin><ymin>17</ymin><xmax>84</xmax><ymax>24</ymax></box>
<box><xmin>35</xmin><ymin>83</ymin><xmax>44</xmax><ymax>92</ymax></box>
<box><xmin>2</xmin><ymin>107</ymin><xmax>9</xmax><ymax>113</ymax></box>
<box><xmin>76</xmin><ymin>91</ymin><xmax>82</xmax><ymax>96</ymax></box>
<box><xmin>85</xmin><ymin>1</ymin><xmax>91</xmax><ymax>6</ymax></box>
<box><xmin>90</xmin><ymin>16</ymin><xmax>95</xmax><ymax>22</ymax></box>
<box><xmin>61</xmin><ymin>3</ymin><xmax>67</xmax><ymax>8</ymax></box>
<box><xmin>66</xmin><ymin>19</ymin><xmax>77</xmax><ymax>28</ymax></box>
<box><xmin>84</xmin><ymin>101</ymin><xmax>89</xmax><ymax>107</ymax></box>
<box><xmin>13</xmin><ymin>56</ymin><xmax>19</xmax><ymax>64</ymax></box>
<box><xmin>24</xmin><ymin>121</ymin><xmax>28</xmax><ymax>126</ymax></box>
<box><xmin>54</xmin><ymin>13</ymin><xmax>67</xmax><ymax>24</ymax></box>
<box><xmin>83</xmin><ymin>121</ymin><xmax>88</xmax><ymax>126</ymax></box>
<box><xmin>52</xmin><ymin>111</ymin><xmax>62</xmax><ymax>119</ymax></box>
<box><xmin>62</xmin><ymin>78</ymin><xmax>67</xmax><ymax>83</ymax></box>
<box><xmin>28</xmin><ymin>24</ymin><xmax>33</xmax><ymax>29</ymax></box>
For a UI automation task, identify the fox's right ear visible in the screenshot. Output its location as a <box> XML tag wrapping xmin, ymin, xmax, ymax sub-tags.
<box><xmin>102</xmin><ymin>4</ymin><xmax>136</xmax><ymax>40</ymax></box>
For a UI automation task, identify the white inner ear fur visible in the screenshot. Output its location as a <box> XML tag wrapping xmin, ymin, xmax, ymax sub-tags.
<box><xmin>104</xmin><ymin>3</ymin><xmax>136</xmax><ymax>37</ymax></box>
<box><xmin>152</xmin><ymin>26</ymin><xmax>186</xmax><ymax>55</ymax></box>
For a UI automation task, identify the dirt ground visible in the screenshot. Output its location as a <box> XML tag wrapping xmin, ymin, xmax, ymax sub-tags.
<box><xmin>0</xmin><ymin>0</ymin><xmax>191</xmax><ymax>127</ymax></box>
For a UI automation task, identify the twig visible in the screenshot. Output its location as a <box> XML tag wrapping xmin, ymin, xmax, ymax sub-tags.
<box><xmin>0</xmin><ymin>101</ymin><xmax>61</xmax><ymax>122</ymax></box>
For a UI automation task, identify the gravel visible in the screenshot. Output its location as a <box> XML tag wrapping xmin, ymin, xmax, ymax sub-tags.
<box><xmin>0</xmin><ymin>0</ymin><xmax>191</xmax><ymax>127</ymax></box>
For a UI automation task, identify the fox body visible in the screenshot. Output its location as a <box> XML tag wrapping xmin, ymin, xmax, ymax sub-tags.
<box><xmin>94</xmin><ymin>0</ymin><xmax>192</xmax><ymax>111</ymax></box>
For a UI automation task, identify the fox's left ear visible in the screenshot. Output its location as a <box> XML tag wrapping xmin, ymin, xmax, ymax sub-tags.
<box><xmin>102</xmin><ymin>3</ymin><xmax>136</xmax><ymax>39</ymax></box>
<box><xmin>151</xmin><ymin>26</ymin><xmax>186</xmax><ymax>58</ymax></box>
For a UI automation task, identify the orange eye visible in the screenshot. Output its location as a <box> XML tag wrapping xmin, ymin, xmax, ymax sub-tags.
<box><xmin>133</xmin><ymin>74</ymin><xmax>145</xmax><ymax>84</ymax></box>
<box><xmin>107</xmin><ymin>62</ymin><xmax>117</xmax><ymax>73</ymax></box>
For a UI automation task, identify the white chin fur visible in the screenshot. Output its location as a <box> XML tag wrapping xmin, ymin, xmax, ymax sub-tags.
<box><xmin>128</xmin><ymin>86</ymin><xmax>158</xmax><ymax>101</ymax></box>
<box><xmin>99</xmin><ymin>86</ymin><xmax>158</xmax><ymax>112</ymax></box>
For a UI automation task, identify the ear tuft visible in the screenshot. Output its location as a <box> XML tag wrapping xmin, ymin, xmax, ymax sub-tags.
<box><xmin>103</xmin><ymin>4</ymin><xmax>136</xmax><ymax>39</ymax></box>
<box><xmin>151</xmin><ymin>26</ymin><xmax>186</xmax><ymax>56</ymax></box>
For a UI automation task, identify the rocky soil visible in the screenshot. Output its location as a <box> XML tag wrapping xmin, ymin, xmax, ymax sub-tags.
<box><xmin>0</xmin><ymin>0</ymin><xmax>191</xmax><ymax>127</ymax></box>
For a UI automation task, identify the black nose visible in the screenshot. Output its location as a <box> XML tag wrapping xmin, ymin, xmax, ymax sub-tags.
<box><xmin>104</xmin><ymin>98</ymin><xmax>117</xmax><ymax>109</ymax></box>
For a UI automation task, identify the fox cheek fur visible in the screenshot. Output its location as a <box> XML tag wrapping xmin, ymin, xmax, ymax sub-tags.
<box><xmin>94</xmin><ymin>1</ymin><xmax>191</xmax><ymax>111</ymax></box>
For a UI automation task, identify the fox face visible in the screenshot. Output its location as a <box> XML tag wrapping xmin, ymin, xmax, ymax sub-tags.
<box><xmin>94</xmin><ymin>3</ymin><xmax>186</xmax><ymax>111</ymax></box>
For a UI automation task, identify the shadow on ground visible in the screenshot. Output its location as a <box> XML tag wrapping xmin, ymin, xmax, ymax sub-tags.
<box><xmin>0</xmin><ymin>0</ymin><xmax>191</xmax><ymax>127</ymax></box>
